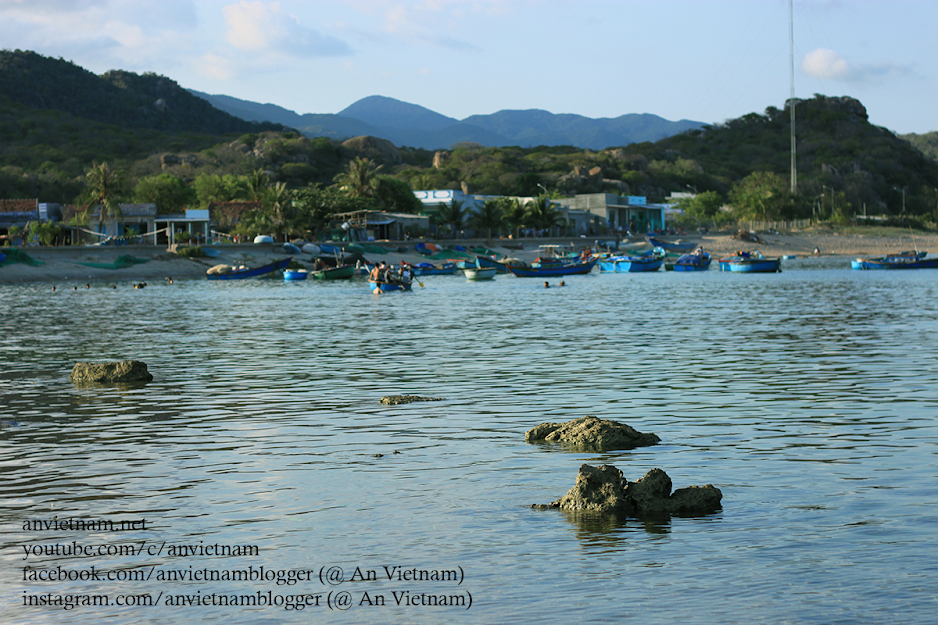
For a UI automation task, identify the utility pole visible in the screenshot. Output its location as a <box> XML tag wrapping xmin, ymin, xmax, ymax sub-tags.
<box><xmin>789</xmin><ymin>0</ymin><xmax>797</xmax><ymax>195</ymax></box>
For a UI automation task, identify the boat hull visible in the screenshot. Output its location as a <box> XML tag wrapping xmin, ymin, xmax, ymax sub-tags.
<box><xmin>475</xmin><ymin>256</ymin><xmax>510</xmax><ymax>273</ymax></box>
<box><xmin>369</xmin><ymin>281</ymin><xmax>412</xmax><ymax>292</ymax></box>
<box><xmin>207</xmin><ymin>257</ymin><xmax>292</xmax><ymax>280</ymax></box>
<box><xmin>599</xmin><ymin>257</ymin><xmax>664</xmax><ymax>272</ymax></box>
<box><xmin>646</xmin><ymin>236</ymin><xmax>698</xmax><ymax>253</ymax></box>
<box><xmin>506</xmin><ymin>258</ymin><xmax>597</xmax><ymax>277</ymax></box>
<box><xmin>851</xmin><ymin>254</ymin><xmax>938</xmax><ymax>270</ymax></box>
<box><xmin>718</xmin><ymin>258</ymin><xmax>781</xmax><ymax>273</ymax></box>
<box><xmin>312</xmin><ymin>265</ymin><xmax>355</xmax><ymax>280</ymax></box>
<box><xmin>672</xmin><ymin>252</ymin><xmax>711</xmax><ymax>272</ymax></box>
<box><xmin>464</xmin><ymin>267</ymin><xmax>497</xmax><ymax>280</ymax></box>
<box><xmin>283</xmin><ymin>269</ymin><xmax>308</xmax><ymax>281</ymax></box>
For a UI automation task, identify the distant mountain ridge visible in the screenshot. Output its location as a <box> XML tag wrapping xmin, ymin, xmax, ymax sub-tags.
<box><xmin>190</xmin><ymin>92</ymin><xmax>705</xmax><ymax>150</ymax></box>
<box><xmin>0</xmin><ymin>50</ymin><xmax>280</xmax><ymax>136</ymax></box>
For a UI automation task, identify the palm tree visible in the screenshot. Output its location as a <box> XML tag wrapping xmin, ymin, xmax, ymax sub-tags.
<box><xmin>84</xmin><ymin>162</ymin><xmax>123</xmax><ymax>234</ymax></box>
<box><xmin>246</xmin><ymin>169</ymin><xmax>271</xmax><ymax>201</ymax></box>
<box><xmin>525</xmin><ymin>196</ymin><xmax>566</xmax><ymax>236</ymax></box>
<box><xmin>469</xmin><ymin>199</ymin><xmax>505</xmax><ymax>238</ymax></box>
<box><xmin>333</xmin><ymin>157</ymin><xmax>383</xmax><ymax>198</ymax></box>
<box><xmin>264</xmin><ymin>182</ymin><xmax>294</xmax><ymax>241</ymax></box>
<box><xmin>503</xmin><ymin>198</ymin><xmax>528</xmax><ymax>239</ymax></box>
<box><xmin>436</xmin><ymin>200</ymin><xmax>465</xmax><ymax>239</ymax></box>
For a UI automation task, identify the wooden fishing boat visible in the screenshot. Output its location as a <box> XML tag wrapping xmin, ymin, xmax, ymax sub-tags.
<box><xmin>311</xmin><ymin>265</ymin><xmax>355</xmax><ymax>280</ymax></box>
<box><xmin>475</xmin><ymin>255</ymin><xmax>510</xmax><ymax>273</ymax></box>
<box><xmin>206</xmin><ymin>257</ymin><xmax>292</xmax><ymax>280</ymax></box>
<box><xmin>717</xmin><ymin>251</ymin><xmax>781</xmax><ymax>273</ymax></box>
<box><xmin>464</xmin><ymin>267</ymin><xmax>497</xmax><ymax>281</ymax></box>
<box><xmin>672</xmin><ymin>250</ymin><xmax>711</xmax><ymax>272</ymax></box>
<box><xmin>599</xmin><ymin>247</ymin><xmax>666</xmax><ymax>273</ymax></box>
<box><xmin>413</xmin><ymin>262</ymin><xmax>458</xmax><ymax>276</ymax></box>
<box><xmin>283</xmin><ymin>269</ymin><xmax>309</xmax><ymax>281</ymax></box>
<box><xmin>646</xmin><ymin>235</ymin><xmax>699</xmax><ymax>254</ymax></box>
<box><xmin>851</xmin><ymin>251</ymin><xmax>938</xmax><ymax>270</ymax></box>
<box><xmin>507</xmin><ymin>257</ymin><xmax>597</xmax><ymax>277</ymax></box>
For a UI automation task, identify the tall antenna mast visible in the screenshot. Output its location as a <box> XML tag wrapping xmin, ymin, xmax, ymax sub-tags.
<box><xmin>789</xmin><ymin>0</ymin><xmax>797</xmax><ymax>194</ymax></box>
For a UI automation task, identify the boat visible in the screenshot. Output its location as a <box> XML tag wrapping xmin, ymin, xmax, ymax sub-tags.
<box><xmin>475</xmin><ymin>255</ymin><xmax>511</xmax><ymax>274</ymax></box>
<box><xmin>672</xmin><ymin>250</ymin><xmax>711</xmax><ymax>272</ymax></box>
<box><xmin>202</xmin><ymin>247</ymin><xmax>221</xmax><ymax>258</ymax></box>
<box><xmin>283</xmin><ymin>269</ymin><xmax>309</xmax><ymax>281</ymax></box>
<box><xmin>311</xmin><ymin>265</ymin><xmax>355</xmax><ymax>280</ymax></box>
<box><xmin>851</xmin><ymin>250</ymin><xmax>938</xmax><ymax>270</ymax></box>
<box><xmin>413</xmin><ymin>262</ymin><xmax>458</xmax><ymax>276</ymax></box>
<box><xmin>646</xmin><ymin>235</ymin><xmax>699</xmax><ymax>254</ymax></box>
<box><xmin>464</xmin><ymin>266</ymin><xmax>497</xmax><ymax>281</ymax></box>
<box><xmin>507</xmin><ymin>257</ymin><xmax>597</xmax><ymax>277</ymax></box>
<box><xmin>598</xmin><ymin>247</ymin><xmax>666</xmax><ymax>273</ymax></box>
<box><xmin>206</xmin><ymin>257</ymin><xmax>292</xmax><ymax>280</ymax></box>
<box><xmin>369</xmin><ymin>280</ymin><xmax>412</xmax><ymax>292</ymax></box>
<box><xmin>415</xmin><ymin>242</ymin><xmax>444</xmax><ymax>255</ymax></box>
<box><xmin>253</xmin><ymin>235</ymin><xmax>274</xmax><ymax>244</ymax></box>
<box><xmin>717</xmin><ymin>250</ymin><xmax>781</xmax><ymax>273</ymax></box>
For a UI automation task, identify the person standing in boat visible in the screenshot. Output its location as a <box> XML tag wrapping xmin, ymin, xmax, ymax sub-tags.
<box><xmin>399</xmin><ymin>262</ymin><xmax>413</xmax><ymax>285</ymax></box>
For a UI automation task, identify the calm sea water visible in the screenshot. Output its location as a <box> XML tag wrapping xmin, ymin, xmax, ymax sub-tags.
<box><xmin>2</xmin><ymin>256</ymin><xmax>937</xmax><ymax>624</ymax></box>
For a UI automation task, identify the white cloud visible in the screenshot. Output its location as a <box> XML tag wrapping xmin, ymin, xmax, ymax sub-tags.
<box><xmin>222</xmin><ymin>1</ymin><xmax>351</xmax><ymax>58</ymax></box>
<box><xmin>802</xmin><ymin>48</ymin><xmax>851</xmax><ymax>80</ymax></box>
<box><xmin>801</xmin><ymin>47</ymin><xmax>912</xmax><ymax>83</ymax></box>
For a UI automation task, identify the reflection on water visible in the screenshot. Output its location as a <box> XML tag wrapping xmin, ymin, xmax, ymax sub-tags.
<box><xmin>2</xmin><ymin>259</ymin><xmax>938</xmax><ymax>623</ymax></box>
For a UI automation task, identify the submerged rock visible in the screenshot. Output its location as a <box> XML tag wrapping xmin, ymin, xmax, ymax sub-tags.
<box><xmin>525</xmin><ymin>415</ymin><xmax>660</xmax><ymax>451</ymax></box>
<box><xmin>537</xmin><ymin>464</ymin><xmax>722</xmax><ymax>517</ymax></box>
<box><xmin>69</xmin><ymin>360</ymin><xmax>153</xmax><ymax>384</ymax></box>
<box><xmin>380</xmin><ymin>395</ymin><xmax>443</xmax><ymax>405</ymax></box>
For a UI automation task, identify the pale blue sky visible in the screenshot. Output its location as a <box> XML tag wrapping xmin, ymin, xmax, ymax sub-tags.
<box><xmin>1</xmin><ymin>0</ymin><xmax>933</xmax><ymax>134</ymax></box>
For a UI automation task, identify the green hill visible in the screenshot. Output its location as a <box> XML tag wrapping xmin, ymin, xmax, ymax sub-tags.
<box><xmin>2</xmin><ymin>50</ymin><xmax>937</xmax><ymax>226</ymax></box>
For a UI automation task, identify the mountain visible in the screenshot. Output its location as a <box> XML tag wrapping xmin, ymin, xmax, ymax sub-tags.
<box><xmin>192</xmin><ymin>92</ymin><xmax>706</xmax><ymax>150</ymax></box>
<box><xmin>0</xmin><ymin>50</ymin><xmax>282</xmax><ymax>136</ymax></box>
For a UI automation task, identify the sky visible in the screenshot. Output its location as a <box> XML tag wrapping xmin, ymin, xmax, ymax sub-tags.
<box><xmin>0</xmin><ymin>0</ymin><xmax>934</xmax><ymax>135</ymax></box>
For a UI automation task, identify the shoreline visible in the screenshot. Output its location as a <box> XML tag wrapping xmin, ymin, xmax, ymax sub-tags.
<box><xmin>3</xmin><ymin>231</ymin><xmax>937</xmax><ymax>285</ymax></box>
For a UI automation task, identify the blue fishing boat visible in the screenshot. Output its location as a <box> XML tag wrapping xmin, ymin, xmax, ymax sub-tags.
<box><xmin>851</xmin><ymin>251</ymin><xmax>938</xmax><ymax>270</ymax></box>
<box><xmin>475</xmin><ymin>255</ymin><xmax>511</xmax><ymax>274</ymax></box>
<box><xmin>672</xmin><ymin>250</ymin><xmax>711</xmax><ymax>272</ymax></box>
<box><xmin>718</xmin><ymin>251</ymin><xmax>781</xmax><ymax>273</ymax></box>
<box><xmin>370</xmin><ymin>281</ymin><xmax>412</xmax><ymax>292</ymax></box>
<box><xmin>207</xmin><ymin>257</ymin><xmax>292</xmax><ymax>280</ymax></box>
<box><xmin>646</xmin><ymin>235</ymin><xmax>699</xmax><ymax>254</ymax></box>
<box><xmin>413</xmin><ymin>262</ymin><xmax>458</xmax><ymax>276</ymax></box>
<box><xmin>507</xmin><ymin>257</ymin><xmax>597</xmax><ymax>277</ymax></box>
<box><xmin>283</xmin><ymin>269</ymin><xmax>308</xmax><ymax>281</ymax></box>
<box><xmin>599</xmin><ymin>247</ymin><xmax>666</xmax><ymax>273</ymax></box>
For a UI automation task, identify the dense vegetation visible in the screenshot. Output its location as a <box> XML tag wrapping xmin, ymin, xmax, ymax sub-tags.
<box><xmin>3</xmin><ymin>50</ymin><xmax>938</xmax><ymax>240</ymax></box>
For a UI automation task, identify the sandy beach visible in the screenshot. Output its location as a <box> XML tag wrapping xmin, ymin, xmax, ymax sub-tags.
<box><xmin>2</xmin><ymin>229</ymin><xmax>937</xmax><ymax>285</ymax></box>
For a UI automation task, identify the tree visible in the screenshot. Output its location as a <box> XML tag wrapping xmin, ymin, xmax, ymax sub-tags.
<box><xmin>193</xmin><ymin>173</ymin><xmax>249</xmax><ymax>208</ymax></box>
<box><xmin>375</xmin><ymin>176</ymin><xmax>423</xmax><ymax>214</ymax></box>
<box><xmin>132</xmin><ymin>173</ymin><xmax>195</xmax><ymax>214</ymax></box>
<box><xmin>469</xmin><ymin>199</ymin><xmax>505</xmax><ymax>238</ymax></box>
<box><xmin>84</xmin><ymin>162</ymin><xmax>123</xmax><ymax>231</ymax></box>
<box><xmin>246</xmin><ymin>169</ymin><xmax>270</xmax><ymax>200</ymax></box>
<box><xmin>264</xmin><ymin>182</ymin><xmax>295</xmax><ymax>241</ymax></box>
<box><xmin>436</xmin><ymin>200</ymin><xmax>466</xmax><ymax>238</ymax></box>
<box><xmin>729</xmin><ymin>171</ymin><xmax>789</xmax><ymax>221</ymax></box>
<box><xmin>525</xmin><ymin>196</ymin><xmax>565</xmax><ymax>234</ymax></box>
<box><xmin>677</xmin><ymin>190</ymin><xmax>724</xmax><ymax>222</ymax></box>
<box><xmin>503</xmin><ymin>198</ymin><xmax>528</xmax><ymax>239</ymax></box>
<box><xmin>333</xmin><ymin>157</ymin><xmax>383</xmax><ymax>198</ymax></box>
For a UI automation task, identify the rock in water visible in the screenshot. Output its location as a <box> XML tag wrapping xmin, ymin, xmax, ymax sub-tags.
<box><xmin>525</xmin><ymin>415</ymin><xmax>660</xmax><ymax>451</ymax></box>
<box><xmin>69</xmin><ymin>361</ymin><xmax>153</xmax><ymax>384</ymax></box>
<box><xmin>539</xmin><ymin>464</ymin><xmax>722</xmax><ymax>517</ymax></box>
<box><xmin>380</xmin><ymin>395</ymin><xmax>443</xmax><ymax>405</ymax></box>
